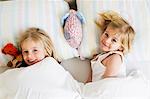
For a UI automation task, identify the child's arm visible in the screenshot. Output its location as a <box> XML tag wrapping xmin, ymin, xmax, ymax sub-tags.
<box><xmin>102</xmin><ymin>53</ymin><xmax>122</xmax><ymax>78</ymax></box>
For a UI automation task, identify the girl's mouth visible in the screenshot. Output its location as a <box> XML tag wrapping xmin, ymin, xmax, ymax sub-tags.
<box><xmin>27</xmin><ymin>60</ymin><xmax>38</xmax><ymax>65</ymax></box>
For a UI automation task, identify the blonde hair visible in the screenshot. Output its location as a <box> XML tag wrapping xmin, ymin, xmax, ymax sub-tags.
<box><xmin>96</xmin><ymin>10</ymin><xmax>135</xmax><ymax>54</ymax></box>
<box><xmin>19</xmin><ymin>27</ymin><xmax>59</xmax><ymax>61</ymax></box>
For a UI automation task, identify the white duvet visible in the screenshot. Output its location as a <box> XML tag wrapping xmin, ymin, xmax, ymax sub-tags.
<box><xmin>0</xmin><ymin>57</ymin><xmax>149</xmax><ymax>99</ymax></box>
<box><xmin>0</xmin><ymin>57</ymin><xmax>82</xmax><ymax>99</ymax></box>
<box><xmin>82</xmin><ymin>71</ymin><xmax>150</xmax><ymax>99</ymax></box>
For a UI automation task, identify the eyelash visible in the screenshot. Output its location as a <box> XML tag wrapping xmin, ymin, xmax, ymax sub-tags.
<box><xmin>112</xmin><ymin>39</ymin><xmax>117</xmax><ymax>42</ymax></box>
<box><xmin>33</xmin><ymin>49</ymin><xmax>38</xmax><ymax>52</ymax></box>
<box><xmin>22</xmin><ymin>49</ymin><xmax>38</xmax><ymax>54</ymax></box>
<box><xmin>23</xmin><ymin>51</ymin><xmax>28</xmax><ymax>54</ymax></box>
<box><xmin>104</xmin><ymin>32</ymin><xmax>108</xmax><ymax>36</ymax></box>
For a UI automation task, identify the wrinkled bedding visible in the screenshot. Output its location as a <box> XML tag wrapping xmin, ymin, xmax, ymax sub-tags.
<box><xmin>0</xmin><ymin>57</ymin><xmax>82</xmax><ymax>99</ymax></box>
<box><xmin>82</xmin><ymin>70</ymin><xmax>150</xmax><ymax>99</ymax></box>
<box><xmin>0</xmin><ymin>57</ymin><xmax>149</xmax><ymax>99</ymax></box>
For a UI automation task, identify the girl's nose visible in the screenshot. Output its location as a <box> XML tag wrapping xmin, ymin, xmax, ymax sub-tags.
<box><xmin>27</xmin><ymin>53</ymin><xmax>34</xmax><ymax>59</ymax></box>
<box><xmin>105</xmin><ymin>38</ymin><xmax>111</xmax><ymax>44</ymax></box>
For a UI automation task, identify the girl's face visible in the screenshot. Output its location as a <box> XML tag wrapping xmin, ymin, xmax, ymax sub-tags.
<box><xmin>100</xmin><ymin>26</ymin><xmax>123</xmax><ymax>52</ymax></box>
<box><xmin>21</xmin><ymin>39</ymin><xmax>47</xmax><ymax>66</ymax></box>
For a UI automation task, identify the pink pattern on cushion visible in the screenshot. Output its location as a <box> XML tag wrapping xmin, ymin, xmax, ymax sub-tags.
<box><xmin>64</xmin><ymin>10</ymin><xmax>83</xmax><ymax>48</ymax></box>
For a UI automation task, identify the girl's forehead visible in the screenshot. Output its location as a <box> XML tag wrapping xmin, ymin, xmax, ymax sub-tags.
<box><xmin>106</xmin><ymin>26</ymin><xmax>121</xmax><ymax>36</ymax></box>
<box><xmin>23</xmin><ymin>38</ymin><xmax>40</xmax><ymax>43</ymax></box>
<box><xmin>105</xmin><ymin>27</ymin><xmax>123</xmax><ymax>42</ymax></box>
<box><xmin>21</xmin><ymin>38</ymin><xmax>43</xmax><ymax>47</ymax></box>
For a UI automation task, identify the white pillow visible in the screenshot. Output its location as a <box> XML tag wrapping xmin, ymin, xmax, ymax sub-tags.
<box><xmin>0</xmin><ymin>0</ymin><xmax>80</xmax><ymax>66</ymax></box>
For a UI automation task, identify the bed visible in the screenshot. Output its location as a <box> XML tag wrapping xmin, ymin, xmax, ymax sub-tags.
<box><xmin>0</xmin><ymin>0</ymin><xmax>150</xmax><ymax>99</ymax></box>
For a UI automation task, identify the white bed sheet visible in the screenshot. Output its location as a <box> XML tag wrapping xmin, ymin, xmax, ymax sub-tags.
<box><xmin>0</xmin><ymin>57</ymin><xmax>149</xmax><ymax>99</ymax></box>
<box><xmin>82</xmin><ymin>70</ymin><xmax>150</xmax><ymax>99</ymax></box>
<box><xmin>0</xmin><ymin>57</ymin><xmax>82</xmax><ymax>99</ymax></box>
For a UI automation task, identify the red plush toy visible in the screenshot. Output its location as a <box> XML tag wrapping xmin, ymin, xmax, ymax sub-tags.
<box><xmin>2</xmin><ymin>43</ymin><xmax>23</xmax><ymax>68</ymax></box>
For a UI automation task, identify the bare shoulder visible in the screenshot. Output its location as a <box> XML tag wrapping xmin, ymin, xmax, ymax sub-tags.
<box><xmin>109</xmin><ymin>53</ymin><xmax>122</xmax><ymax>61</ymax></box>
<box><xmin>102</xmin><ymin>53</ymin><xmax>123</xmax><ymax>78</ymax></box>
<box><xmin>106</xmin><ymin>53</ymin><xmax>122</xmax><ymax>67</ymax></box>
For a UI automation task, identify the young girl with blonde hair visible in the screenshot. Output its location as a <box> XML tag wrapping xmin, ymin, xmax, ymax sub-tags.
<box><xmin>19</xmin><ymin>27</ymin><xmax>59</xmax><ymax>66</ymax></box>
<box><xmin>87</xmin><ymin>10</ymin><xmax>135</xmax><ymax>82</ymax></box>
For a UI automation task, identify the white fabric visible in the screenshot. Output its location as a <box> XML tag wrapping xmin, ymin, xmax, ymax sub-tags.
<box><xmin>0</xmin><ymin>57</ymin><xmax>82</xmax><ymax>99</ymax></box>
<box><xmin>91</xmin><ymin>51</ymin><xmax>126</xmax><ymax>81</ymax></box>
<box><xmin>82</xmin><ymin>70</ymin><xmax>150</xmax><ymax>99</ymax></box>
<box><xmin>126</xmin><ymin>61</ymin><xmax>150</xmax><ymax>81</ymax></box>
<box><xmin>0</xmin><ymin>0</ymin><xmax>150</xmax><ymax>98</ymax></box>
<box><xmin>0</xmin><ymin>57</ymin><xmax>149</xmax><ymax>99</ymax></box>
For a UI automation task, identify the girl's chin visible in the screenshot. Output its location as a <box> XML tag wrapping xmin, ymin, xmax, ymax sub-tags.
<box><xmin>27</xmin><ymin>59</ymin><xmax>44</xmax><ymax>66</ymax></box>
<box><xmin>100</xmin><ymin>45</ymin><xmax>108</xmax><ymax>50</ymax></box>
<box><xmin>100</xmin><ymin>47</ymin><xmax>110</xmax><ymax>52</ymax></box>
<box><xmin>26</xmin><ymin>63</ymin><xmax>34</xmax><ymax>66</ymax></box>
<box><xmin>26</xmin><ymin>61</ymin><xmax>38</xmax><ymax>66</ymax></box>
